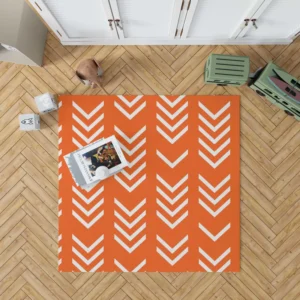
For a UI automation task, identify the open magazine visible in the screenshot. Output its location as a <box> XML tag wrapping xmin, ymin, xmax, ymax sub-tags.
<box><xmin>64</xmin><ymin>136</ymin><xmax>128</xmax><ymax>189</ymax></box>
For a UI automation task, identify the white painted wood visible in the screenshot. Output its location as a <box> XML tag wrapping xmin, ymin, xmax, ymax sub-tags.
<box><xmin>108</xmin><ymin>0</ymin><xmax>124</xmax><ymax>39</ymax></box>
<box><xmin>38</xmin><ymin>0</ymin><xmax>118</xmax><ymax>39</ymax></box>
<box><xmin>233</xmin><ymin>0</ymin><xmax>272</xmax><ymax>38</ymax></box>
<box><xmin>241</xmin><ymin>0</ymin><xmax>300</xmax><ymax>39</ymax></box>
<box><xmin>182</xmin><ymin>0</ymin><xmax>266</xmax><ymax>39</ymax></box>
<box><xmin>109</xmin><ymin>0</ymin><xmax>181</xmax><ymax>39</ymax></box>
<box><xmin>176</xmin><ymin>0</ymin><xmax>193</xmax><ymax>39</ymax></box>
<box><xmin>28</xmin><ymin>0</ymin><xmax>295</xmax><ymax>45</ymax></box>
<box><xmin>28</xmin><ymin>0</ymin><xmax>68</xmax><ymax>39</ymax></box>
<box><xmin>61</xmin><ymin>37</ymin><xmax>291</xmax><ymax>45</ymax></box>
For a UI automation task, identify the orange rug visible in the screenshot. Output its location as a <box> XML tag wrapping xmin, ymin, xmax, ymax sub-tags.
<box><xmin>58</xmin><ymin>95</ymin><xmax>240</xmax><ymax>272</ymax></box>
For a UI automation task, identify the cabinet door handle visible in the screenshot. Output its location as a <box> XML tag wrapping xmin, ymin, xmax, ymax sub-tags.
<box><xmin>244</xmin><ymin>19</ymin><xmax>250</xmax><ymax>27</ymax></box>
<box><xmin>108</xmin><ymin>19</ymin><xmax>114</xmax><ymax>30</ymax></box>
<box><xmin>251</xmin><ymin>19</ymin><xmax>258</xmax><ymax>29</ymax></box>
<box><xmin>115</xmin><ymin>19</ymin><xmax>123</xmax><ymax>30</ymax></box>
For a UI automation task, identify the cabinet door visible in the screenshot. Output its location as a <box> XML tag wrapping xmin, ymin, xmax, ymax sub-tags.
<box><xmin>31</xmin><ymin>0</ymin><xmax>118</xmax><ymax>40</ymax></box>
<box><xmin>239</xmin><ymin>0</ymin><xmax>300</xmax><ymax>39</ymax></box>
<box><xmin>181</xmin><ymin>0</ymin><xmax>266</xmax><ymax>39</ymax></box>
<box><xmin>109</xmin><ymin>0</ymin><xmax>182</xmax><ymax>39</ymax></box>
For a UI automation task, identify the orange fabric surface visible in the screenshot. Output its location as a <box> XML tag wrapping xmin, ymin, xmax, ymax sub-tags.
<box><xmin>58</xmin><ymin>95</ymin><xmax>240</xmax><ymax>272</ymax></box>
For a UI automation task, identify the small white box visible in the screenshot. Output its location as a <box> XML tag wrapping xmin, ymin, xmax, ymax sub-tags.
<box><xmin>19</xmin><ymin>114</ymin><xmax>40</xmax><ymax>131</ymax></box>
<box><xmin>35</xmin><ymin>93</ymin><xmax>57</xmax><ymax>114</ymax></box>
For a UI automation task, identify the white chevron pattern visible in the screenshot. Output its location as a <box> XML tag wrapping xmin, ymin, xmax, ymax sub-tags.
<box><xmin>157</xmin><ymin>125</ymin><xmax>188</xmax><ymax>144</ymax></box>
<box><xmin>114</xmin><ymin>259</ymin><xmax>146</xmax><ymax>272</ymax></box>
<box><xmin>72</xmin><ymin>234</ymin><xmax>104</xmax><ymax>252</ymax></box>
<box><xmin>72</xmin><ymin>210</ymin><xmax>104</xmax><ymax>229</ymax></box>
<box><xmin>157</xmin><ymin>211</ymin><xmax>188</xmax><ymax>229</ymax></box>
<box><xmin>199</xmin><ymin>247</ymin><xmax>230</xmax><ymax>266</ymax></box>
<box><xmin>114</xmin><ymin>125</ymin><xmax>147</xmax><ymax>191</ymax></box>
<box><xmin>157</xmin><ymin>235</ymin><xmax>188</xmax><ymax>253</ymax></box>
<box><xmin>156</xmin><ymin>150</ymin><xmax>188</xmax><ymax>168</ymax></box>
<box><xmin>199</xmin><ymin>186</ymin><xmax>230</xmax><ymax>205</ymax></box>
<box><xmin>72</xmin><ymin>198</ymin><xmax>104</xmax><ymax>216</ymax></box>
<box><xmin>72</xmin><ymin>184</ymin><xmax>105</xmax><ymax>228</ymax></box>
<box><xmin>156</xmin><ymin>174</ymin><xmax>189</xmax><ymax>226</ymax></box>
<box><xmin>157</xmin><ymin>113</ymin><xmax>188</xmax><ymax>132</ymax></box>
<box><xmin>115</xmin><ymin>126</ymin><xmax>146</xmax><ymax>143</ymax></box>
<box><xmin>199</xmin><ymin>223</ymin><xmax>231</xmax><ymax>241</ymax></box>
<box><xmin>114</xmin><ymin>235</ymin><xmax>146</xmax><ymax>253</ymax></box>
<box><xmin>198</xmin><ymin>101</ymin><xmax>230</xmax><ymax>120</ymax></box>
<box><xmin>128</xmin><ymin>150</ymin><xmax>146</xmax><ymax>168</ymax></box>
<box><xmin>159</xmin><ymin>95</ymin><xmax>186</xmax><ymax>107</ymax></box>
<box><xmin>199</xmin><ymin>150</ymin><xmax>231</xmax><ymax>169</ymax></box>
<box><xmin>199</xmin><ymin>174</ymin><xmax>230</xmax><ymax>193</ymax></box>
<box><xmin>114</xmin><ymin>198</ymin><xmax>146</xmax><ymax>252</ymax></box>
<box><xmin>198</xmin><ymin>102</ymin><xmax>231</xmax><ymax>170</ymax></box>
<box><xmin>114</xmin><ymin>198</ymin><xmax>146</xmax><ymax>216</ymax></box>
<box><xmin>72</xmin><ymin>186</ymin><xmax>104</xmax><ymax>204</ymax></box>
<box><xmin>73</xmin><ymin>101</ymin><xmax>104</xmax><ymax>119</ymax></box>
<box><xmin>119</xmin><ymin>139</ymin><xmax>146</xmax><ymax>156</ymax></box>
<box><xmin>157</xmin><ymin>102</ymin><xmax>188</xmax><ymax>120</ymax></box>
<box><xmin>72</xmin><ymin>138</ymin><xmax>83</xmax><ymax>149</ymax></box>
<box><xmin>199</xmin><ymin>138</ymin><xmax>230</xmax><ymax>156</ymax></box>
<box><xmin>115</xmin><ymin>101</ymin><xmax>146</xmax><ymax>119</ymax></box>
<box><xmin>114</xmin><ymin>211</ymin><xmax>146</xmax><ymax>229</ymax></box>
<box><xmin>73</xmin><ymin>259</ymin><xmax>104</xmax><ymax>272</ymax></box>
<box><xmin>199</xmin><ymin>247</ymin><xmax>231</xmax><ymax>272</ymax></box>
<box><xmin>156</xmin><ymin>236</ymin><xmax>188</xmax><ymax>266</ymax></box>
<box><xmin>157</xmin><ymin>199</ymin><xmax>188</xmax><ymax>217</ymax></box>
<box><xmin>118</xmin><ymin>95</ymin><xmax>143</xmax><ymax>107</ymax></box>
<box><xmin>198</xmin><ymin>174</ymin><xmax>231</xmax><ymax>207</ymax></box>
<box><xmin>199</xmin><ymin>126</ymin><xmax>230</xmax><ymax>145</ymax></box>
<box><xmin>122</xmin><ymin>162</ymin><xmax>146</xmax><ymax>180</ymax></box>
<box><xmin>157</xmin><ymin>174</ymin><xmax>188</xmax><ymax>193</ymax></box>
<box><xmin>71</xmin><ymin>102</ymin><xmax>104</xmax><ymax>146</ymax></box>
<box><xmin>114</xmin><ymin>222</ymin><xmax>146</xmax><ymax>241</ymax></box>
<box><xmin>114</xmin><ymin>174</ymin><xmax>146</xmax><ymax>193</ymax></box>
<box><xmin>72</xmin><ymin>125</ymin><xmax>104</xmax><ymax>144</ymax></box>
<box><xmin>72</xmin><ymin>234</ymin><xmax>104</xmax><ymax>271</ymax></box>
<box><xmin>199</xmin><ymin>113</ymin><xmax>230</xmax><ymax>132</ymax></box>
<box><xmin>199</xmin><ymin>199</ymin><xmax>231</xmax><ymax>217</ymax></box>
<box><xmin>73</xmin><ymin>113</ymin><xmax>104</xmax><ymax>131</ymax></box>
<box><xmin>157</xmin><ymin>186</ymin><xmax>188</xmax><ymax>205</ymax></box>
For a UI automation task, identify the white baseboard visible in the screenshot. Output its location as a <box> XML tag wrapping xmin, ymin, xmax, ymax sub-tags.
<box><xmin>61</xmin><ymin>38</ymin><xmax>292</xmax><ymax>46</ymax></box>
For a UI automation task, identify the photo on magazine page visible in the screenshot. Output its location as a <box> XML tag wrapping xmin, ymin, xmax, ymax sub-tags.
<box><xmin>81</xmin><ymin>141</ymin><xmax>123</xmax><ymax>178</ymax></box>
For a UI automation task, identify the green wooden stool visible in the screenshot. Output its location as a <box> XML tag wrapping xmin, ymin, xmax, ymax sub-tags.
<box><xmin>205</xmin><ymin>54</ymin><xmax>250</xmax><ymax>86</ymax></box>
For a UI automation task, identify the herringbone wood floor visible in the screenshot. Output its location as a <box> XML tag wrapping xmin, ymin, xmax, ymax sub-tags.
<box><xmin>1</xmin><ymin>32</ymin><xmax>300</xmax><ymax>300</ymax></box>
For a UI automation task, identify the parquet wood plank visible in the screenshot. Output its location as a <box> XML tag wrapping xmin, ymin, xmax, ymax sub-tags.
<box><xmin>0</xmin><ymin>210</ymin><xmax>26</xmax><ymax>241</ymax></box>
<box><xmin>21</xmin><ymin>269</ymin><xmax>58</xmax><ymax>300</ymax></box>
<box><xmin>0</xmin><ymin>86</ymin><xmax>25</xmax><ymax>118</ymax></box>
<box><xmin>1</xmin><ymin>35</ymin><xmax>300</xmax><ymax>300</ymax></box>
<box><xmin>0</xmin><ymin>275</ymin><xmax>26</xmax><ymax>300</ymax></box>
<box><xmin>271</xmin><ymin>244</ymin><xmax>300</xmax><ymax>276</ymax></box>
<box><xmin>0</xmin><ymin>263</ymin><xmax>26</xmax><ymax>295</ymax></box>
<box><xmin>151</xmin><ymin>46</ymin><xmax>176</xmax><ymax>65</ymax></box>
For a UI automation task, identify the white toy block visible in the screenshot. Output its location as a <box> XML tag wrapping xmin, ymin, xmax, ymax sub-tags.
<box><xmin>34</xmin><ymin>93</ymin><xmax>57</xmax><ymax>114</ymax></box>
<box><xmin>19</xmin><ymin>114</ymin><xmax>40</xmax><ymax>131</ymax></box>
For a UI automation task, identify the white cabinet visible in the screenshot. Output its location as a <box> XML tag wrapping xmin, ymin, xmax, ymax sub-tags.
<box><xmin>236</xmin><ymin>0</ymin><xmax>300</xmax><ymax>40</ymax></box>
<box><xmin>31</xmin><ymin>0</ymin><xmax>118</xmax><ymax>41</ymax></box>
<box><xmin>28</xmin><ymin>0</ymin><xmax>300</xmax><ymax>45</ymax></box>
<box><xmin>108</xmin><ymin>0</ymin><xmax>182</xmax><ymax>39</ymax></box>
<box><xmin>181</xmin><ymin>0</ymin><xmax>266</xmax><ymax>39</ymax></box>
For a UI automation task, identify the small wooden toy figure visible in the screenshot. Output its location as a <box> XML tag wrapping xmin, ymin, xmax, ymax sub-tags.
<box><xmin>76</xmin><ymin>58</ymin><xmax>104</xmax><ymax>88</ymax></box>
